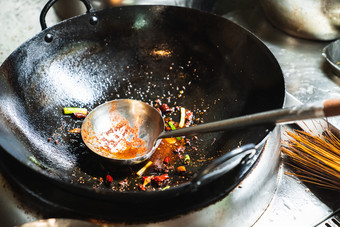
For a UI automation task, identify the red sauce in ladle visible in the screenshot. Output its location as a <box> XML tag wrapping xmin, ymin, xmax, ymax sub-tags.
<box><xmin>85</xmin><ymin>108</ymin><xmax>147</xmax><ymax>160</ymax></box>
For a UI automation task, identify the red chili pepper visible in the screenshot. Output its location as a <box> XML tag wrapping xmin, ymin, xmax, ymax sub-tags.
<box><xmin>74</xmin><ymin>112</ymin><xmax>87</xmax><ymax>119</ymax></box>
<box><xmin>106</xmin><ymin>174</ymin><xmax>113</xmax><ymax>185</ymax></box>
<box><xmin>138</xmin><ymin>184</ymin><xmax>146</xmax><ymax>191</ymax></box>
<box><xmin>143</xmin><ymin>176</ymin><xmax>151</xmax><ymax>181</ymax></box>
<box><xmin>164</xmin><ymin>156</ymin><xmax>170</xmax><ymax>164</ymax></box>
<box><xmin>185</xmin><ymin>111</ymin><xmax>194</xmax><ymax>127</ymax></box>
<box><xmin>142</xmin><ymin>176</ymin><xmax>152</xmax><ymax>187</ymax></box>
<box><xmin>160</xmin><ymin>104</ymin><xmax>172</xmax><ymax>114</ymax></box>
<box><xmin>185</xmin><ymin>111</ymin><xmax>193</xmax><ymax>121</ymax></box>
<box><xmin>153</xmin><ymin>174</ymin><xmax>169</xmax><ymax>183</ymax></box>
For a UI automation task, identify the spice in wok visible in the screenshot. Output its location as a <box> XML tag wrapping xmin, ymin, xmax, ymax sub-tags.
<box><xmin>139</xmin><ymin>174</ymin><xmax>170</xmax><ymax>191</ymax></box>
<box><xmin>65</xmin><ymin>100</ymin><xmax>197</xmax><ymax>191</ymax></box>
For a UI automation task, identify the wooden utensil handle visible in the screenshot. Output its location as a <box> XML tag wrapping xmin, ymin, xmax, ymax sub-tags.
<box><xmin>323</xmin><ymin>99</ymin><xmax>340</xmax><ymax>117</ymax></box>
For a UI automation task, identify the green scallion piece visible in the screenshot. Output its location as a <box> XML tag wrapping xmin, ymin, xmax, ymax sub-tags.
<box><xmin>167</xmin><ymin>121</ymin><xmax>181</xmax><ymax>140</ymax></box>
<box><xmin>63</xmin><ymin>107</ymin><xmax>88</xmax><ymax>115</ymax></box>
<box><xmin>161</xmin><ymin>185</ymin><xmax>170</xmax><ymax>190</ymax></box>
<box><xmin>28</xmin><ymin>156</ymin><xmax>49</xmax><ymax>170</ymax></box>
<box><xmin>184</xmin><ymin>154</ymin><xmax>190</xmax><ymax>165</ymax></box>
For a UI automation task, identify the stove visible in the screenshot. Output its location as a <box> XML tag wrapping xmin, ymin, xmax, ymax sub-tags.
<box><xmin>1</xmin><ymin>1</ymin><xmax>340</xmax><ymax>226</ymax></box>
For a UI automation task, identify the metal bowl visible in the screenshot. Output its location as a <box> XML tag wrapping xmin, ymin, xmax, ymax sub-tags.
<box><xmin>260</xmin><ymin>0</ymin><xmax>340</xmax><ymax>41</ymax></box>
<box><xmin>323</xmin><ymin>39</ymin><xmax>340</xmax><ymax>76</ymax></box>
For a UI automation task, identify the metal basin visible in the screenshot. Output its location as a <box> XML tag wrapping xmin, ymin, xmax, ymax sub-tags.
<box><xmin>260</xmin><ymin>0</ymin><xmax>340</xmax><ymax>41</ymax></box>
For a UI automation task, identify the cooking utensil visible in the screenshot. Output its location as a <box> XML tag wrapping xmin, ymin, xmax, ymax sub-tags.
<box><xmin>82</xmin><ymin>98</ymin><xmax>340</xmax><ymax>165</ymax></box>
<box><xmin>0</xmin><ymin>0</ymin><xmax>285</xmax><ymax>221</ymax></box>
<box><xmin>260</xmin><ymin>0</ymin><xmax>340</xmax><ymax>41</ymax></box>
<box><xmin>283</xmin><ymin>127</ymin><xmax>340</xmax><ymax>190</ymax></box>
<box><xmin>323</xmin><ymin>39</ymin><xmax>340</xmax><ymax>77</ymax></box>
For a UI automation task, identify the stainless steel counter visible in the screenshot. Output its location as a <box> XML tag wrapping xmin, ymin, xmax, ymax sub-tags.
<box><xmin>1</xmin><ymin>0</ymin><xmax>340</xmax><ymax>226</ymax></box>
<box><xmin>225</xmin><ymin>5</ymin><xmax>340</xmax><ymax>226</ymax></box>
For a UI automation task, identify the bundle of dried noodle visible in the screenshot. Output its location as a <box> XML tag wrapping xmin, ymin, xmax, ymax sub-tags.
<box><xmin>282</xmin><ymin>127</ymin><xmax>340</xmax><ymax>190</ymax></box>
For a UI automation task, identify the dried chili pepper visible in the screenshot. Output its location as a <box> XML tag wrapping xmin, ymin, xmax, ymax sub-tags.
<box><xmin>142</xmin><ymin>176</ymin><xmax>152</xmax><ymax>187</ymax></box>
<box><xmin>153</xmin><ymin>174</ymin><xmax>169</xmax><ymax>183</ymax></box>
<box><xmin>73</xmin><ymin>112</ymin><xmax>87</xmax><ymax>119</ymax></box>
<box><xmin>164</xmin><ymin>156</ymin><xmax>170</xmax><ymax>164</ymax></box>
<box><xmin>185</xmin><ymin>111</ymin><xmax>194</xmax><ymax>127</ymax></box>
<box><xmin>160</xmin><ymin>104</ymin><xmax>172</xmax><ymax>114</ymax></box>
<box><xmin>138</xmin><ymin>184</ymin><xmax>146</xmax><ymax>191</ymax></box>
<box><xmin>105</xmin><ymin>174</ymin><xmax>113</xmax><ymax>185</ymax></box>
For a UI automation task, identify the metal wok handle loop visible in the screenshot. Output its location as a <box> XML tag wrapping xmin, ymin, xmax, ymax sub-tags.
<box><xmin>40</xmin><ymin>0</ymin><xmax>94</xmax><ymax>30</ymax></box>
<box><xmin>190</xmin><ymin>143</ymin><xmax>257</xmax><ymax>191</ymax></box>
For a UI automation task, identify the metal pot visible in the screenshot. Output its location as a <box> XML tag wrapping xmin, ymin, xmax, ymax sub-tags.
<box><xmin>260</xmin><ymin>0</ymin><xmax>340</xmax><ymax>41</ymax></box>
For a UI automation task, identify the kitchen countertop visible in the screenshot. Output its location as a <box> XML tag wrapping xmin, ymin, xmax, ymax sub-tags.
<box><xmin>1</xmin><ymin>0</ymin><xmax>340</xmax><ymax>226</ymax></box>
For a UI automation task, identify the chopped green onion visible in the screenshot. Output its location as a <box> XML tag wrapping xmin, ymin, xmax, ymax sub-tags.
<box><xmin>168</xmin><ymin>121</ymin><xmax>181</xmax><ymax>141</ymax></box>
<box><xmin>184</xmin><ymin>154</ymin><xmax>190</xmax><ymax>165</ymax></box>
<box><xmin>168</xmin><ymin>121</ymin><xmax>176</xmax><ymax>130</ymax></box>
<box><xmin>137</xmin><ymin>161</ymin><xmax>153</xmax><ymax>176</ymax></box>
<box><xmin>178</xmin><ymin>107</ymin><xmax>186</xmax><ymax>128</ymax></box>
<box><xmin>28</xmin><ymin>156</ymin><xmax>49</xmax><ymax>170</ymax></box>
<box><xmin>161</xmin><ymin>185</ymin><xmax>170</xmax><ymax>190</ymax></box>
<box><xmin>63</xmin><ymin>107</ymin><xmax>88</xmax><ymax>115</ymax></box>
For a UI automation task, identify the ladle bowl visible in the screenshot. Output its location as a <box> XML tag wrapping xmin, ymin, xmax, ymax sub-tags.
<box><xmin>81</xmin><ymin>99</ymin><xmax>164</xmax><ymax>165</ymax></box>
<box><xmin>81</xmin><ymin>98</ymin><xmax>340</xmax><ymax>165</ymax></box>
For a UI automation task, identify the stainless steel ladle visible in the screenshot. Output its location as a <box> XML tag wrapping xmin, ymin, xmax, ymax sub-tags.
<box><xmin>81</xmin><ymin>98</ymin><xmax>340</xmax><ymax>165</ymax></box>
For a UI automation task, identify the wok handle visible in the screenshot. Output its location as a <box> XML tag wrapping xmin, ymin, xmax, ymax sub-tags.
<box><xmin>40</xmin><ymin>0</ymin><xmax>94</xmax><ymax>30</ymax></box>
<box><xmin>190</xmin><ymin>143</ymin><xmax>256</xmax><ymax>191</ymax></box>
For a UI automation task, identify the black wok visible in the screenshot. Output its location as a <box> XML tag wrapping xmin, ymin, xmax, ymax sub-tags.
<box><xmin>0</xmin><ymin>0</ymin><xmax>285</xmax><ymax>222</ymax></box>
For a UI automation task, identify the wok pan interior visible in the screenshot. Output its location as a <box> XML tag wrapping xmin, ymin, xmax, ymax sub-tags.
<box><xmin>0</xmin><ymin>6</ymin><xmax>284</xmax><ymax>194</ymax></box>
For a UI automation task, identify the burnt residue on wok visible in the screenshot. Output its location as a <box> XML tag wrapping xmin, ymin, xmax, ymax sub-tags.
<box><xmin>39</xmin><ymin>46</ymin><xmax>249</xmax><ymax>192</ymax></box>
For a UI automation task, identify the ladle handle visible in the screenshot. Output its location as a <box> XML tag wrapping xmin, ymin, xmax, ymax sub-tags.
<box><xmin>158</xmin><ymin>99</ymin><xmax>340</xmax><ymax>138</ymax></box>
